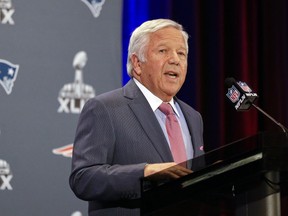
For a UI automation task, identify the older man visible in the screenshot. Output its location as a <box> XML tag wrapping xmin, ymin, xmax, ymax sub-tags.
<box><xmin>69</xmin><ymin>19</ymin><xmax>204</xmax><ymax>216</ymax></box>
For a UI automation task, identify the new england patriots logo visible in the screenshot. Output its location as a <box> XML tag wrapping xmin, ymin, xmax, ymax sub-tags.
<box><xmin>0</xmin><ymin>59</ymin><xmax>19</xmax><ymax>95</ymax></box>
<box><xmin>81</xmin><ymin>0</ymin><xmax>106</xmax><ymax>18</ymax></box>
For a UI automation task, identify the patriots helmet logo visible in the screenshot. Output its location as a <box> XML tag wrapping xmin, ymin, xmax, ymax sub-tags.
<box><xmin>0</xmin><ymin>59</ymin><xmax>19</xmax><ymax>95</ymax></box>
<box><xmin>81</xmin><ymin>0</ymin><xmax>106</xmax><ymax>18</ymax></box>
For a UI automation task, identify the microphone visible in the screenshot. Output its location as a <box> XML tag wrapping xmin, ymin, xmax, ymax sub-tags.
<box><xmin>225</xmin><ymin>77</ymin><xmax>288</xmax><ymax>133</ymax></box>
<box><xmin>225</xmin><ymin>77</ymin><xmax>258</xmax><ymax>111</ymax></box>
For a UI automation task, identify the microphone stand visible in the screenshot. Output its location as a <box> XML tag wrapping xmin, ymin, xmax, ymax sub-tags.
<box><xmin>251</xmin><ymin>103</ymin><xmax>288</xmax><ymax>133</ymax></box>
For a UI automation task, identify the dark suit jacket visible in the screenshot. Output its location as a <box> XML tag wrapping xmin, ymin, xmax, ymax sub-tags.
<box><xmin>69</xmin><ymin>79</ymin><xmax>204</xmax><ymax>216</ymax></box>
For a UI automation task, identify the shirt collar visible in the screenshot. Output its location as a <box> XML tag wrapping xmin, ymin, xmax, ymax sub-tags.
<box><xmin>133</xmin><ymin>78</ymin><xmax>180</xmax><ymax>116</ymax></box>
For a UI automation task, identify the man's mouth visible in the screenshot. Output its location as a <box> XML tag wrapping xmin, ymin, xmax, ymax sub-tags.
<box><xmin>165</xmin><ymin>71</ymin><xmax>178</xmax><ymax>78</ymax></box>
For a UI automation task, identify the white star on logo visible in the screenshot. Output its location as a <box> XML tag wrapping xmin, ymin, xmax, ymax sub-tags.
<box><xmin>8</xmin><ymin>68</ymin><xmax>14</xmax><ymax>76</ymax></box>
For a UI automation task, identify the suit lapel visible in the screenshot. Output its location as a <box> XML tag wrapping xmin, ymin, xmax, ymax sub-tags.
<box><xmin>123</xmin><ymin>80</ymin><xmax>173</xmax><ymax>162</ymax></box>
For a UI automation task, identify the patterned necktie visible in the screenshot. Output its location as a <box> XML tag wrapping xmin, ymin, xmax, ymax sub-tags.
<box><xmin>159</xmin><ymin>102</ymin><xmax>187</xmax><ymax>165</ymax></box>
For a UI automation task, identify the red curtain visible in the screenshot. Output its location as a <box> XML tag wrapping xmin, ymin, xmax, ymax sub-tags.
<box><xmin>123</xmin><ymin>0</ymin><xmax>288</xmax><ymax>149</ymax></box>
<box><xmin>170</xmin><ymin>0</ymin><xmax>288</xmax><ymax>151</ymax></box>
<box><xmin>123</xmin><ymin>0</ymin><xmax>288</xmax><ymax>214</ymax></box>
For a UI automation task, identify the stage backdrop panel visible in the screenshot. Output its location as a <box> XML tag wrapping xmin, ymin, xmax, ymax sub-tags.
<box><xmin>0</xmin><ymin>0</ymin><xmax>123</xmax><ymax>215</ymax></box>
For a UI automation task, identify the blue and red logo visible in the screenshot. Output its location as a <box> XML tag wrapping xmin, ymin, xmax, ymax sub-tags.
<box><xmin>226</xmin><ymin>85</ymin><xmax>240</xmax><ymax>103</ymax></box>
<box><xmin>0</xmin><ymin>59</ymin><xmax>19</xmax><ymax>95</ymax></box>
<box><xmin>237</xmin><ymin>81</ymin><xmax>252</xmax><ymax>93</ymax></box>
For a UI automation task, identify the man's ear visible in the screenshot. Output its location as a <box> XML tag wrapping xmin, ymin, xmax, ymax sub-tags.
<box><xmin>131</xmin><ymin>54</ymin><xmax>142</xmax><ymax>76</ymax></box>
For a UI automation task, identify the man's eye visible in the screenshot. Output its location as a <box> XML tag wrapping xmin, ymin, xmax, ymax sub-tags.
<box><xmin>159</xmin><ymin>49</ymin><xmax>166</xmax><ymax>53</ymax></box>
<box><xmin>178</xmin><ymin>52</ymin><xmax>186</xmax><ymax>56</ymax></box>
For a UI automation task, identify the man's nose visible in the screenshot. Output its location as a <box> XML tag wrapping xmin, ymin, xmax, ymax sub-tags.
<box><xmin>168</xmin><ymin>51</ymin><xmax>180</xmax><ymax>65</ymax></box>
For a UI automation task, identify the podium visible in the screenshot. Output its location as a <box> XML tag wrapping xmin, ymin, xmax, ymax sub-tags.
<box><xmin>141</xmin><ymin>132</ymin><xmax>288</xmax><ymax>216</ymax></box>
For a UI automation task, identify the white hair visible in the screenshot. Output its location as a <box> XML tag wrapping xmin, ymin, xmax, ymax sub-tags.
<box><xmin>126</xmin><ymin>19</ymin><xmax>189</xmax><ymax>77</ymax></box>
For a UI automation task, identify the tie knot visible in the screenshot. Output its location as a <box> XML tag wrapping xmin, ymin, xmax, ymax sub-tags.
<box><xmin>159</xmin><ymin>103</ymin><xmax>174</xmax><ymax>115</ymax></box>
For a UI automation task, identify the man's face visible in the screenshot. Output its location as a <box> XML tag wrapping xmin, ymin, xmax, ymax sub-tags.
<box><xmin>132</xmin><ymin>27</ymin><xmax>188</xmax><ymax>102</ymax></box>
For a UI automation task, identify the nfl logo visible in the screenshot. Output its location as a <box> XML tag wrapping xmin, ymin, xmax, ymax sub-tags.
<box><xmin>237</xmin><ymin>81</ymin><xmax>252</xmax><ymax>92</ymax></box>
<box><xmin>226</xmin><ymin>85</ymin><xmax>240</xmax><ymax>103</ymax></box>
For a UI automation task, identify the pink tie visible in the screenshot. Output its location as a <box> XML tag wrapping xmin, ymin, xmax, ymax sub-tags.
<box><xmin>159</xmin><ymin>103</ymin><xmax>187</xmax><ymax>165</ymax></box>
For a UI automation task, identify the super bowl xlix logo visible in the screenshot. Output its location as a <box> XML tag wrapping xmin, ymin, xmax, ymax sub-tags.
<box><xmin>0</xmin><ymin>159</ymin><xmax>13</xmax><ymax>190</ymax></box>
<box><xmin>57</xmin><ymin>51</ymin><xmax>95</xmax><ymax>114</ymax></box>
<box><xmin>0</xmin><ymin>0</ymin><xmax>15</xmax><ymax>25</ymax></box>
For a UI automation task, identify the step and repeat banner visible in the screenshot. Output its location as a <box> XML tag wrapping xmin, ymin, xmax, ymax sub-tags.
<box><xmin>0</xmin><ymin>0</ymin><xmax>123</xmax><ymax>215</ymax></box>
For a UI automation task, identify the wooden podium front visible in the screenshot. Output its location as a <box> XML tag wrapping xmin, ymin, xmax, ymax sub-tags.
<box><xmin>141</xmin><ymin>132</ymin><xmax>288</xmax><ymax>216</ymax></box>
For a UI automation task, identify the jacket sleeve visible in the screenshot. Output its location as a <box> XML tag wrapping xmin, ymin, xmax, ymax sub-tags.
<box><xmin>69</xmin><ymin>98</ymin><xmax>146</xmax><ymax>202</ymax></box>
